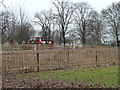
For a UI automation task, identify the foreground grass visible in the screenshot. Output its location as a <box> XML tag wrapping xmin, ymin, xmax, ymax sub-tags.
<box><xmin>16</xmin><ymin>66</ymin><xmax>118</xmax><ymax>87</ymax></box>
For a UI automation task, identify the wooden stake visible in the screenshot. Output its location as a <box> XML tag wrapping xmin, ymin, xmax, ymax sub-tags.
<box><xmin>23</xmin><ymin>51</ymin><xmax>25</xmax><ymax>72</ymax></box>
<box><xmin>14</xmin><ymin>51</ymin><xmax>16</xmax><ymax>72</ymax></box>
<box><xmin>96</xmin><ymin>51</ymin><xmax>98</xmax><ymax>67</ymax></box>
<box><xmin>52</xmin><ymin>50</ymin><xmax>54</xmax><ymax>69</ymax></box>
<box><xmin>11</xmin><ymin>51</ymin><xmax>13</xmax><ymax>72</ymax></box>
<box><xmin>67</xmin><ymin>51</ymin><xmax>69</xmax><ymax>69</ymax></box>
<box><xmin>5</xmin><ymin>52</ymin><xmax>8</xmax><ymax>72</ymax></box>
<box><xmin>50</xmin><ymin>51</ymin><xmax>52</xmax><ymax>69</ymax></box>
<box><xmin>2</xmin><ymin>52</ymin><xmax>4</xmax><ymax>73</ymax></box>
<box><xmin>37</xmin><ymin>51</ymin><xmax>39</xmax><ymax>71</ymax></box>
<box><xmin>39</xmin><ymin>51</ymin><xmax>41</xmax><ymax>71</ymax></box>
<box><xmin>59</xmin><ymin>51</ymin><xmax>61</xmax><ymax>70</ymax></box>
<box><xmin>25</xmin><ymin>51</ymin><xmax>27</xmax><ymax>72</ymax></box>
<box><xmin>17</xmin><ymin>51</ymin><xmax>19</xmax><ymax>72</ymax></box>
<box><xmin>19</xmin><ymin>51</ymin><xmax>21</xmax><ymax>72</ymax></box>
<box><xmin>33</xmin><ymin>51</ymin><xmax>35</xmax><ymax>71</ymax></box>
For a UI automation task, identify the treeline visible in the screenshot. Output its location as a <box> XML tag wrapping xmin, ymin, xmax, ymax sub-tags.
<box><xmin>1</xmin><ymin>7</ymin><xmax>35</xmax><ymax>44</ymax></box>
<box><xmin>0</xmin><ymin>0</ymin><xmax>120</xmax><ymax>46</ymax></box>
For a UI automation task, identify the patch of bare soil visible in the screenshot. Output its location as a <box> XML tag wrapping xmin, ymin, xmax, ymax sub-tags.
<box><xmin>2</xmin><ymin>73</ymin><xmax>113</xmax><ymax>89</ymax></box>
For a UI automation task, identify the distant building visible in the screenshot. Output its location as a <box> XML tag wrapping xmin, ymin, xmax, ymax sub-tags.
<box><xmin>70</xmin><ymin>38</ymin><xmax>82</xmax><ymax>49</ymax></box>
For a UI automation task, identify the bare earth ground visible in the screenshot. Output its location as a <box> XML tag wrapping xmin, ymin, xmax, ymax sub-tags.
<box><xmin>2</xmin><ymin>73</ymin><xmax>116</xmax><ymax>89</ymax></box>
<box><xmin>0</xmin><ymin>73</ymin><xmax>2</xmax><ymax>89</ymax></box>
<box><xmin>2</xmin><ymin>73</ymin><xmax>90</xmax><ymax>88</ymax></box>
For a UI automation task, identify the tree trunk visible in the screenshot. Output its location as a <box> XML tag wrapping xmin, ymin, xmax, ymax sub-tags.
<box><xmin>82</xmin><ymin>37</ymin><xmax>85</xmax><ymax>44</ymax></box>
<box><xmin>62</xmin><ymin>24</ymin><xmax>65</xmax><ymax>47</ymax></box>
<box><xmin>117</xmin><ymin>35</ymin><xmax>119</xmax><ymax>47</ymax></box>
<box><xmin>82</xmin><ymin>28</ymin><xmax>85</xmax><ymax>44</ymax></box>
<box><xmin>63</xmin><ymin>31</ymin><xmax>65</xmax><ymax>47</ymax></box>
<box><xmin>59</xmin><ymin>32</ymin><xmax>62</xmax><ymax>44</ymax></box>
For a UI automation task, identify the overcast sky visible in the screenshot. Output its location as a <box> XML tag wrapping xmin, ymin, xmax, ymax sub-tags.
<box><xmin>1</xmin><ymin>0</ymin><xmax>120</xmax><ymax>31</ymax></box>
<box><xmin>2</xmin><ymin>0</ymin><xmax>120</xmax><ymax>15</ymax></box>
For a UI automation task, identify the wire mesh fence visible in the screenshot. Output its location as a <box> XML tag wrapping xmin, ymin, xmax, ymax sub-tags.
<box><xmin>2</xmin><ymin>45</ymin><xmax>118</xmax><ymax>73</ymax></box>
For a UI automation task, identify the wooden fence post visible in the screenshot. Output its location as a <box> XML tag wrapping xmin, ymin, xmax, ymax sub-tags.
<box><xmin>50</xmin><ymin>51</ymin><xmax>51</xmax><ymax>70</ymax></box>
<box><xmin>5</xmin><ymin>52</ymin><xmax>8</xmax><ymax>73</ymax></box>
<box><xmin>23</xmin><ymin>51</ymin><xmax>25</xmax><ymax>72</ymax></box>
<box><xmin>53</xmin><ymin>50</ymin><xmax>54</xmax><ymax>69</ymax></box>
<box><xmin>39</xmin><ymin>51</ymin><xmax>41</xmax><ymax>71</ymax></box>
<box><xmin>35</xmin><ymin>44</ymin><xmax>39</xmax><ymax>71</ymax></box>
<box><xmin>17</xmin><ymin>51</ymin><xmax>19</xmax><ymax>72</ymax></box>
<box><xmin>14</xmin><ymin>51</ymin><xmax>16</xmax><ymax>72</ymax></box>
<box><xmin>96</xmin><ymin>51</ymin><xmax>99</xmax><ymax>67</ymax></box>
<box><xmin>59</xmin><ymin>51</ymin><xmax>61</xmax><ymax>69</ymax></box>
<box><xmin>19</xmin><ymin>52</ymin><xmax>21</xmax><ymax>72</ymax></box>
<box><xmin>37</xmin><ymin>52</ymin><xmax>39</xmax><ymax>71</ymax></box>
<box><xmin>67</xmin><ymin>51</ymin><xmax>69</xmax><ymax>68</ymax></box>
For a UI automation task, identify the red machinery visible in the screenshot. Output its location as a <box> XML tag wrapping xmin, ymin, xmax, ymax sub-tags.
<box><xmin>28</xmin><ymin>37</ymin><xmax>54</xmax><ymax>48</ymax></box>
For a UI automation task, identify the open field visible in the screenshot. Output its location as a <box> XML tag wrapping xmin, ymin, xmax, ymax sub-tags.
<box><xmin>2</xmin><ymin>66</ymin><xmax>118</xmax><ymax>88</ymax></box>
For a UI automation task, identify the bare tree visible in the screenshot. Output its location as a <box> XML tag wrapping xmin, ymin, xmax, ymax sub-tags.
<box><xmin>73</xmin><ymin>2</ymin><xmax>93</xmax><ymax>44</ymax></box>
<box><xmin>0</xmin><ymin>0</ymin><xmax>7</xmax><ymax>44</ymax></box>
<box><xmin>1</xmin><ymin>6</ymin><xmax>35</xmax><ymax>44</ymax></box>
<box><xmin>87</xmin><ymin>10</ymin><xmax>103</xmax><ymax>44</ymax></box>
<box><xmin>53</xmin><ymin>0</ymin><xmax>75</xmax><ymax>46</ymax></box>
<box><xmin>53</xmin><ymin>17</ymin><xmax>63</xmax><ymax>44</ymax></box>
<box><xmin>6</xmin><ymin>11</ymin><xmax>17</xmax><ymax>42</ymax></box>
<box><xmin>0</xmin><ymin>0</ymin><xmax>6</xmax><ymax>8</ymax></box>
<box><xmin>14</xmin><ymin>7</ymin><xmax>35</xmax><ymax>44</ymax></box>
<box><xmin>1</xmin><ymin>10</ymin><xmax>11</xmax><ymax>43</ymax></box>
<box><xmin>1</xmin><ymin>8</ymin><xmax>32</xmax><ymax>44</ymax></box>
<box><xmin>101</xmin><ymin>2</ymin><xmax>120</xmax><ymax>46</ymax></box>
<box><xmin>35</xmin><ymin>9</ymin><xmax>54</xmax><ymax>38</ymax></box>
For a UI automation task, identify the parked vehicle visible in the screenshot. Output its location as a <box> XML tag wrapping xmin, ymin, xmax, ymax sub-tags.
<box><xmin>28</xmin><ymin>37</ymin><xmax>54</xmax><ymax>49</ymax></box>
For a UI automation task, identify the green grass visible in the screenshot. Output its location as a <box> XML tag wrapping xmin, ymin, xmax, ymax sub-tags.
<box><xmin>16</xmin><ymin>66</ymin><xmax>118</xmax><ymax>87</ymax></box>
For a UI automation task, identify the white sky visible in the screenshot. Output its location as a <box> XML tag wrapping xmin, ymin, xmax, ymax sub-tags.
<box><xmin>2</xmin><ymin>0</ymin><xmax>120</xmax><ymax>15</ymax></box>
<box><xmin>1</xmin><ymin>0</ymin><xmax>120</xmax><ymax>31</ymax></box>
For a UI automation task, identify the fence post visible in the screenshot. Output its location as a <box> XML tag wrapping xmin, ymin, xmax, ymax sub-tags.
<box><xmin>50</xmin><ymin>51</ymin><xmax>51</xmax><ymax>70</ymax></box>
<box><xmin>36</xmin><ymin>44</ymin><xmax>39</xmax><ymax>71</ymax></box>
<box><xmin>67</xmin><ymin>51</ymin><xmax>69</xmax><ymax>68</ymax></box>
<box><xmin>37</xmin><ymin>52</ymin><xmax>39</xmax><ymax>71</ymax></box>
<box><xmin>96</xmin><ymin>51</ymin><xmax>98</xmax><ymax>67</ymax></box>
<box><xmin>14</xmin><ymin>52</ymin><xmax>16</xmax><ymax>73</ymax></box>
<box><xmin>17</xmin><ymin>51</ymin><xmax>19</xmax><ymax>72</ymax></box>
<box><xmin>5</xmin><ymin>52</ymin><xmax>8</xmax><ymax>73</ymax></box>
<box><xmin>23</xmin><ymin>51</ymin><xmax>25</xmax><ymax>72</ymax></box>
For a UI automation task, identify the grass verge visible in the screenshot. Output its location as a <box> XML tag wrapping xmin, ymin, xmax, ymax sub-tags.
<box><xmin>16</xmin><ymin>66</ymin><xmax>118</xmax><ymax>88</ymax></box>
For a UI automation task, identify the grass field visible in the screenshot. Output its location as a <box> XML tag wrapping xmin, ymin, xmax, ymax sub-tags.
<box><xmin>16</xmin><ymin>65</ymin><xmax>118</xmax><ymax>88</ymax></box>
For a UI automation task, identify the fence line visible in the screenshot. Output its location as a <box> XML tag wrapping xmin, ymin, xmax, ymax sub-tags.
<box><xmin>2</xmin><ymin>48</ymin><xmax>118</xmax><ymax>73</ymax></box>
